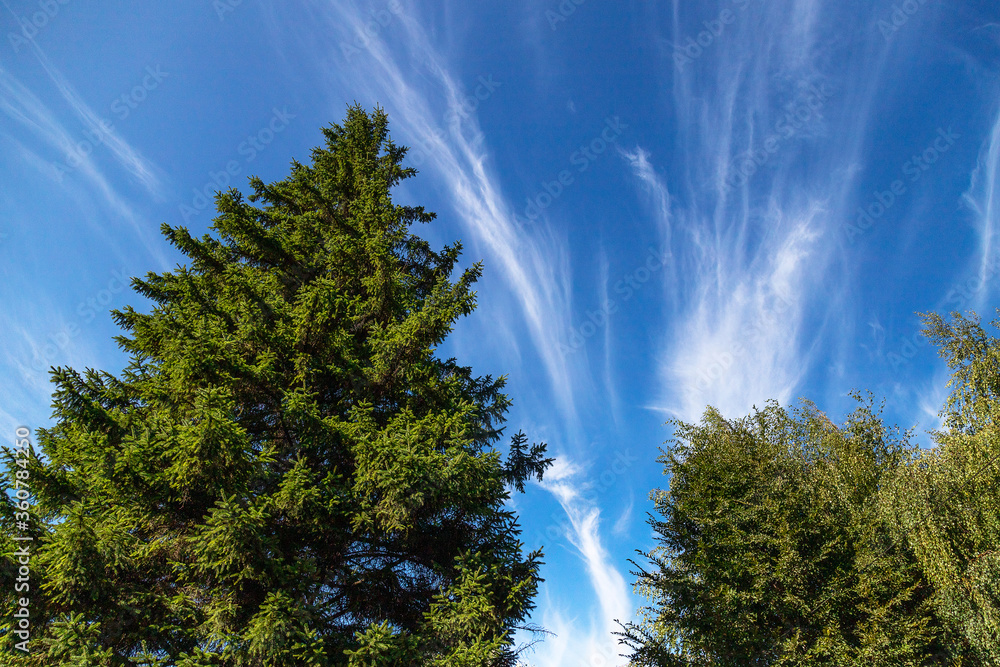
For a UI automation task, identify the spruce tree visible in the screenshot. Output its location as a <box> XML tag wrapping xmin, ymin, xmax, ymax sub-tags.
<box><xmin>0</xmin><ymin>106</ymin><xmax>551</xmax><ymax>666</ymax></box>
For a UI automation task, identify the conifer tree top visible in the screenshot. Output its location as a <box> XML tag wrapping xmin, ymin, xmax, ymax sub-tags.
<box><xmin>1</xmin><ymin>105</ymin><xmax>551</xmax><ymax>666</ymax></box>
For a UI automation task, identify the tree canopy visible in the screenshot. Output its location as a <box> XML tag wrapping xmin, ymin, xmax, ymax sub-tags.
<box><xmin>3</xmin><ymin>103</ymin><xmax>998</xmax><ymax>667</ymax></box>
<box><xmin>0</xmin><ymin>106</ymin><xmax>552</xmax><ymax>666</ymax></box>
<box><xmin>619</xmin><ymin>312</ymin><xmax>1000</xmax><ymax>665</ymax></box>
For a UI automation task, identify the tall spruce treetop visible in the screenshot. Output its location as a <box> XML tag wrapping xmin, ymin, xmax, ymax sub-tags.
<box><xmin>0</xmin><ymin>106</ymin><xmax>552</xmax><ymax>666</ymax></box>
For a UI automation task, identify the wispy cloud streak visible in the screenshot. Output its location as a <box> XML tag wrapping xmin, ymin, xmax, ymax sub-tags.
<box><xmin>29</xmin><ymin>44</ymin><xmax>165</xmax><ymax>197</ymax></box>
<box><xmin>296</xmin><ymin>0</ymin><xmax>581</xmax><ymax>426</ymax></box>
<box><xmin>963</xmin><ymin>104</ymin><xmax>1000</xmax><ymax>312</ymax></box>
<box><xmin>0</xmin><ymin>60</ymin><xmax>164</xmax><ymax>262</ymax></box>
<box><xmin>636</xmin><ymin>0</ymin><xmax>891</xmax><ymax>421</ymax></box>
<box><xmin>535</xmin><ymin>458</ymin><xmax>632</xmax><ymax>667</ymax></box>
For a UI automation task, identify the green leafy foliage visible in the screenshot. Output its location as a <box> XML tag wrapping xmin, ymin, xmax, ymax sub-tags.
<box><xmin>878</xmin><ymin>312</ymin><xmax>1000</xmax><ymax>663</ymax></box>
<box><xmin>620</xmin><ymin>310</ymin><xmax>1000</xmax><ymax>665</ymax></box>
<box><xmin>619</xmin><ymin>399</ymin><xmax>949</xmax><ymax>666</ymax></box>
<box><xmin>0</xmin><ymin>106</ymin><xmax>551</xmax><ymax>666</ymax></box>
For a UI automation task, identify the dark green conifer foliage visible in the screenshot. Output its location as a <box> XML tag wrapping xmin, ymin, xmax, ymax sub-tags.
<box><xmin>0</xmin><ymin>106</ymin><xmax>552</xmax><ymax>666</ymax></box>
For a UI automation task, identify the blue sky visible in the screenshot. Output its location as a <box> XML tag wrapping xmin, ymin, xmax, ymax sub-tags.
<box><xmin>1</xmin><ymin>0</ymin><xmax>999</xmax><ymax>664</ymax></box>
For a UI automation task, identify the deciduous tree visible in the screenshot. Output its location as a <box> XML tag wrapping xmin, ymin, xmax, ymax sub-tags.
<box><xmin>618</xmin><ymin>398</ymin><xmax>952</xmax><ymax>665</ymax></box>
<box><xmin>879</xmin><ymin>312</ymin><xmax>1000</xmax><ymax>663</ymax></box>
